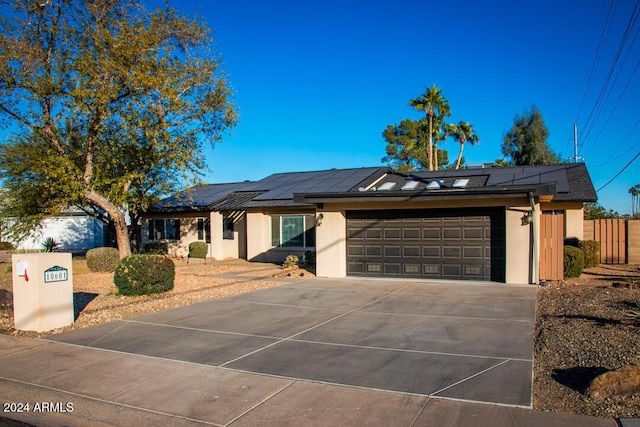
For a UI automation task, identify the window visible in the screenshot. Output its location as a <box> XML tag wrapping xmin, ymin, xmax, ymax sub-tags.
<box><xmin>223</xmin><ymin>218</ymin><xmax>234</xmax><ymax>240</ymax></box>
<box><xmin>149</xmin><ymin>219</ymin><xmax>180</xmax><ymax>241</ymax></box>
<box><xmin>271</xmin><ymin>215</ymin><xmax>315</xmax><ymax>248</ymax></box>
<box><xmin>197</xmin><ymin>218</ymin><xmax>211</xmax><ymax>243</ymax></box>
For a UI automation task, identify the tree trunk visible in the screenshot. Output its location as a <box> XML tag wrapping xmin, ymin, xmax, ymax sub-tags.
<box><xmin>455</xmin><ymin>141</ymin><xmax>465</xmax><ymax>170</ymax></box>
<box><xmin>84</xmin><ymin>189</ymin><xmax>132</xmax><ymax>258</ymax></box>
<box><xmin>428</xmin><ymin>109</ymin><xmax>434</xmax><ymax>171</ymax></box>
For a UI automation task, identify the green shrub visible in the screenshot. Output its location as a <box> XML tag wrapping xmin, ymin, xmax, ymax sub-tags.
<box><xmin>114</xmin><ymin>255</ymin><xmax>175</xmax><ymax>296</ymax></box>
<box><xmin>86</xmin><ymin>247</ymin><xmax>120</xmax><ymax>272</ymax></box>
<box><xmin>0</xmin><ymin>242</ymin><xmax>15</xmax><ymax>251</ymax></box>
<box><xmin>579</xmin><ymin>240</ymin><xmax>600</xmax><ymax>268</ymax></box>
<box><xmin>564</xmin><ymin>246</ymin><xmax>584</xmax><ymax>278</ymax></box>
<box><xmin>144</xmin><ymin>242</ymin><xmax>168</xmax><ymax>255</ymax></box>
<box><xmin>188</xmin><ymin>241</ymin><xmax>208</xmax><ymax>260</ymax></box>
<box><xmin>282</xmin><ymin>254</ymin><xmax>299</xmax><ymax>268</ymax></box>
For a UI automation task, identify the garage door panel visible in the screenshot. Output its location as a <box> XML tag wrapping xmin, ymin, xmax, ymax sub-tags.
<box><xmin>384</xmin><ymin>228</ymin><xmax>401</xmax><ymax>239</ymax></box>
<box><xmin>365</xmin><ymin>245</ymin><xmax>382</xmax><ymax>257</ymax></box>
<box><xmin>346</xmin><ymin>208</ymin><xmax>505</xmax><ymax>281</ymax></box>
<box><xmin>443</xmin><ymin>228</ymin><xmax>462</xmax><ymax>239</ymax></box>
<box><xmin>464</xmin><ymin>227</ymin><xmax>484</xmax><ymax>239</ymax></box>
<box><xmin>403</xmin><ymin>246</ymin><xmax>421</xmax><ymax>258</ymax></box>
<box><xmin>422</xmin><ymin>228</ymin><xmax>441</xmax><ymax>239</ymax></box>
<box><xmin>442</xmin><ymin>264</ymin><xmax>462</xmax><ymax>277</ymax></box>
<box><xmin>403</xmin><ymin>228</ymin><xmax>421</xmax><ymax>239</ymax></box>
<box><xmin>423</xmin><ymin>246</ymin><xmax>441</xmax><ymax>258</ymax></box>
<box><xmin>384</xmin><ymin>263</ymin><xmax>402</xmax><ymax>275</ymax></box>
<box><xmin>464</xmin><ymin>246</ymin><xmax>484</xmax><ymax>259</ymax></box>
<box><xmin>443</xmin><ymin>246</ymin><xmax>462</xmax><ymax>258</ymax></box>
<box><xmin>384</xmin><ymin>246</ymin><xmax>401</xmax><ymax>257</ymax></box>
<box><xmin>348</xmin><ymin>245</ymin><xmax>364</xmax><ymax>256</ymax></box>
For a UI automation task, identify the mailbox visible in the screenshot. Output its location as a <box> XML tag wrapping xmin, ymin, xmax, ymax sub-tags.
<box><xmin>12</xmin><ymin>253</ymin><xmax>74</xmax><ymax>332</ymax></box>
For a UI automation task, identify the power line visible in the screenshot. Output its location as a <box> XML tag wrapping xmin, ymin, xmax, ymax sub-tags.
<box><xmin>580</xmin><ymin>0</ymin><xmax>640</xmax><ymax>152</ymax></box>
<box><xmin>583</xmin><ymin>57</ymin><xmax>640</xmax><ymax>158</ymax></box>
<box><xmin>575</xmin><ymin>0</ymin><xmax>615</xmax><ymax>123</ymax></box>
<box><xmin>596</xmin><ymin>149</ymin><xmax>640</xmax><ymax>192</ymax></box>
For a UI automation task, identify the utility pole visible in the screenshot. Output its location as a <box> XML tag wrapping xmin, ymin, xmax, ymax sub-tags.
<box><xmin>573</xmin><ymin>123</ymin><xmax>583</xmax><ymax>163</ymax></box>
<box><xmin>573</xmin><ymin>123</ymin><xmax>578</xmax><ymax>162</ymax></box>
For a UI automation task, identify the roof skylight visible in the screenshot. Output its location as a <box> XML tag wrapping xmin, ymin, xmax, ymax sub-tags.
<box><xmin>377</xmin><ymin>182</ymin><xmax>397</xmax><ymax>191</ymax></box>
<box><xmin>452</xmin><ymin>179</ymin><xmax>470</xmax><ymax>188</ymax></box>
<box><xmin>426</xmin><ymin>180</ymin><xmax>442</xmax><ymax>189</ymax></box>
<box><xmin>401</xmin><ymin>181</ymin><xmax>420</xmax><ymax>190</ymax></box>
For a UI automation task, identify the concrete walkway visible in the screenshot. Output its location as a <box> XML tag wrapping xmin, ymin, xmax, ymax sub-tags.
<box><xmin>0</xmin><ymin>277</ymin><xmax>623</xmax><ymax>426</ymax></box>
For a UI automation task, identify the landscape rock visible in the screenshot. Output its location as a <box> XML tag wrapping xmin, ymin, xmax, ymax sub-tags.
<box><xmin>587</xmin><ymin>365</ymin><xmax>640</xmax><ymax>400</ymax></box>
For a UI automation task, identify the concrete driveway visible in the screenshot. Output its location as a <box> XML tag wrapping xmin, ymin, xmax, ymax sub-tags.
<box><xmin>48</xmin><ymin>277</ymin><xmax>536</xmax><ymax>408</ymax></box>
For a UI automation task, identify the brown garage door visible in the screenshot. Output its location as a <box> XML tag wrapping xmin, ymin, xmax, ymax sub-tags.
<box><xmin>346</xmin><ymin>208</ymin><xmax>505</xmax><ymax>281</ymax></box>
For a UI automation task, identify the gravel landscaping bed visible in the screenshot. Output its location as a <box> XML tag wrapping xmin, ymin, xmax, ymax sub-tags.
<box><xmin>0</xmin><ymin>258</ymin><xmax>638</xmax><ymax>418</ymax></box>
<box><xmin>534</xmin><ymin>264</ymin><xmax>640</xmax><ymax>418</ymax></box>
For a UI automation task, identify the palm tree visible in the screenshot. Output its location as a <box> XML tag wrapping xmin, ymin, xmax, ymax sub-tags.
<box><xmin>409</xmin><ymin>85</ymin><xmax>451</xmax><ymax>171</ymax></box>
<box><xmin>445</xmin><ymin>121</ymin><xmax>479</xmax><ymax>170</ymax></box>
<box><xmin>630</xmin><ymin>184</ymin><xmax>640</xmax><ymax>217</ymax></box>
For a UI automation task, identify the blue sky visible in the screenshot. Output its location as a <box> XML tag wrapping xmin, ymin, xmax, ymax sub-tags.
<box><xmin>7</xmin><ymin>0</ymin><xmax>633</xmax><ymax>214</ymax></box>
<box><xmin>159</xmin><ymin>0</ymin><xmax>638</xmax><ymax>214</ymax></box>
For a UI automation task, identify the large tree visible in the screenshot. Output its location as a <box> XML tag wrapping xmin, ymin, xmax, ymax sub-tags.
<box><xmin>501</xmin><ymin>106</ymin><xmax>559</xmax><ymax>166</ymax></box>
<box><xmin>0</xmin><ymin>0</ymin><xmax>237</xmax><ymax>257</ymax></box>
<box><xmin>382</xmin><ymin>118</ymin><xmax>450</xmax><ymax>172</ymax></box>
<box><xmin>409</xmin><ymin>84</ymin><xmax>451</xmax><ymax>171</ymax></box>
<box><xmin>445</xmin><ymin>121</ymin><xmax>479</xmax><ymax>170</ymax></box>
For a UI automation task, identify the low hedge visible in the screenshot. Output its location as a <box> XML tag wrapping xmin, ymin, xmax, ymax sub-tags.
<box><xmin>86</xmin><ymin>247</ymin><xmax>120</xmax><ymax>272</ymax></box>
<box><xmin>144</xmin><ymin>241</ymin><xmax>168</xmax><ymax>255</ymax></box>
<box><xmin>579</xmin><ymin>240</ymin><xmax>600</xmax><ymax>268</ymax></box>
<box><xmin>114</xmin><ymin>255</ymin><xmax>175</xmax><ymax>296</ymax></box>
<box><xmin>564</xmin><ymin>246</ymin><xmax>585</xmax><ymax>278</ymax></box>
<box><xmin>188</xmin><ymin>241</ymin><xmax>207</xmax><ymax>261</ymax></box>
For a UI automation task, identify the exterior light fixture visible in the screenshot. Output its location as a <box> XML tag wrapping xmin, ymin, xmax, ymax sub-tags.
<box><xmin>316</xmin><ymin>213</ymin><xmax>324</xmax><ymax>227</ymax></box>
<box><xmin>522</xmin><ymin>212</ymin><xmax>533</xmax><ymax>226</ymax></box>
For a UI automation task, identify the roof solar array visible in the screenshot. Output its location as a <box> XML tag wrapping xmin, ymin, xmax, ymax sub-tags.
<box><xmin>249</xmin><ymin>167</ymin><xmax>384</xmax><ymax>200</ymax></box>
<box><xmin>151</xmin><ymin>182</ymin><xmax>254</xmax><ymax>211</ymax></box>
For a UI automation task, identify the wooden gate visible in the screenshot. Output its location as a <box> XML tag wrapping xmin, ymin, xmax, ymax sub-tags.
<box><xmin>540</xmin><ymin>210</ymin><xmax>564</xmax><ymax>281</ymax></box>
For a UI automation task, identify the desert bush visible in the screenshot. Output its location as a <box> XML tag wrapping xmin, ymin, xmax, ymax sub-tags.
<box><xmin>188</xmin><ymin>241</ymin><xmax>208</xmax><ymax>261</ymax></box>
<box><xmin>564</xmin><ymin>246</ymin><xmax>584</xmax><ymax>278</ymax></box>
<box><xmin>282</xmin><ymin>254</ymin><xmax>299</xmax><ymax>268</ymax></box>
<box><xmin>0</xmin><ymin>242</ymin><xmax>15</xmax><ymax>251</ymax></box>
<box><xmin>114</xmin><ymin>255</ymin><xmax>175</xmax><ymax>296</ymax></box>
<box><xmin>41</xmin><ymin>237</ymin><xmax>59</xmax><ymax>252</ymax></box>
<box><xmin>579</xmin><ymin>240</ymin><xmax>600</xmax><ymax>268</ymax></box>
<box><xmin>144</xmin><ymin>241</ymin><xmax>168</xmax><ymax>255</ymax></box>
<box><xmin>86</xmin><ymin>247</ymin><xmax>120</xmax><ymax>272</ymax></box>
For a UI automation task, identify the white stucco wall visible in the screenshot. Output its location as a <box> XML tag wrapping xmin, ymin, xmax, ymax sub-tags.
<box><xmin>13</xmin><ymin>216</ymin><xmax>104</xmax><ymax>252</ymax></box>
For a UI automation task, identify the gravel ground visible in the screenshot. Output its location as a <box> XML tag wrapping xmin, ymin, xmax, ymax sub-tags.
<box><xmin>1</xmin><ymin>258</ymin><xmax>638</xmax><ymax>418</ymax></box>
<box><xmin>534</xmin><ymin>264</ymin><xmax>640</xmax><ymax>418</ymax></box>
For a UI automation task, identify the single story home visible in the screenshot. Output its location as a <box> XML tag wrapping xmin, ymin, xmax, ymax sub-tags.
<box><xmin>143</xmin><ymin>163</ymin><xmax>597</xmax><ymax>284</ymax></box>
<box><xmin>3</xmin><ymin>207</ymin><xmax>107</xmax><ymax>253</ymax></box>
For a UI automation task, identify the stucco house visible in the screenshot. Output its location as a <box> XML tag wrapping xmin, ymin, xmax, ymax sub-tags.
<box><xmin>143</xmin><ymin>163</ymin><xmax>597</xmax><ymax>284</ymax></box>
<box><xmin>4</xmin><ymin>207</ymin><xmax>106</xmax><ymax>253</ymax></box>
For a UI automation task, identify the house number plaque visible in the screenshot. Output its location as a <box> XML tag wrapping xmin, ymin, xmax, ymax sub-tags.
<box><xmin>44</xmin><ymin>266</ymin><xmax>69</xmax><ymax>283</ymax></box>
